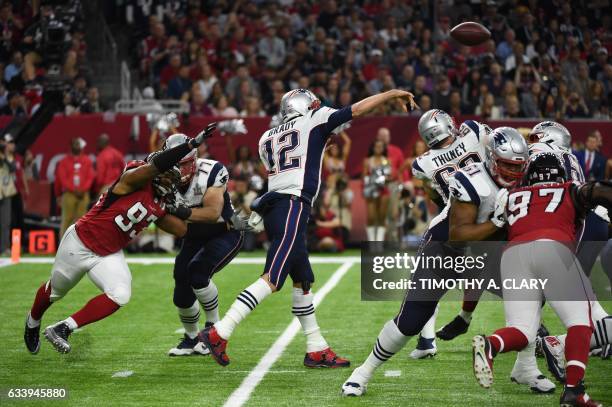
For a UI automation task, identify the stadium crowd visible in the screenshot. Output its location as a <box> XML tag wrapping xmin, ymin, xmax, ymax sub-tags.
<box><xmin>123</xmin><ymin>0</ymin><xmax>612</xmax><ymax>120</ymax></box>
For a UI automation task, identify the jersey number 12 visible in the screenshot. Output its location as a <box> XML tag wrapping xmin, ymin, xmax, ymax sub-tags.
<box><xmin>263</xmin><ymin>130</ymin><xmax>301</xmax><ymax>175</ymax></box>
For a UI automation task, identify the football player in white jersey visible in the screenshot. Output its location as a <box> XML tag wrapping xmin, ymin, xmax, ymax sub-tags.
<box><xmin>161</xmin><ymin>134</ymin><xmax>248</xmax><ymax>357</ymax></box>
<box><xmin>342</xmin><ymin>127</ymin><xmax>557</xmax><ymax>396</ymax></box>
<box><xmin>199</xmin><ymin>88</ymin><xmax>419</xmax><ymax>367</ymax></box>
<box><xmin>408</xmin><ymin>110</ymin><xmax>491</xmax><ymax>358</ymax></box>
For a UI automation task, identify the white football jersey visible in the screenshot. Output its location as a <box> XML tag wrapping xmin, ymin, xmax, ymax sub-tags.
<box><xmin>528</xmin><ymin>142</ymin><xmax>585</xmax><ymax>183</ymax></box>
<box><xmin>176</xmin><ymin>158</ymin><xmax>232</xmax><ymax>223</ymax></box>
<box><xmin>448</xmin><ymin>162</ymin><xmax>499</xmax><ymax>223</ymax></box>
<box><xmin>258</xmin><ymin>106</ymin><xmax>352</xmax><ymax>204</ymax></box>
<box><xmin>412</xmin><ymin>120</ymin><xmax>489</xmax><ymax>203</ymax></box>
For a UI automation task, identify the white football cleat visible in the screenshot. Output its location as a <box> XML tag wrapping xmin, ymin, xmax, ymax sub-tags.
<box><xmin>510</xmin><ymin>371</ymin><xmax>556</xmax><ymax>393</ymax></box>
<box><xmin>341</xmin><ymin>367</ymin><xmax>369</xmax><ymax>397</ymax></box>
<box><xmin>409</xmin><ymin>336</ymin><xmax>437</xmax><ymax>359</ymax></box>
<box><xmin>472</xmin><ymin>335</ymin><xmax>494</xmax><ymax>388</ymax></box>
<box><xmin>537</xmin><ymin>335</ymin><xmax>566</xmax><ymax>383</ymax></box>
<box><xmin>168</xmin><ymin>334</ymin><xmax>210</xmax><ymax>356</ymax></box>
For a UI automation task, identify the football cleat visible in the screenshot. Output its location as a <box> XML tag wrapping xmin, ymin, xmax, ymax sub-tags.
<box><xmin>511</xmin><ymin>373</ymin><xmax>556</xmax><ymax>394</ymax></box>
<box><xmin>24</xmin><ymin>316</ymin><xmax>41</xmax><ymax>354</ymax></box>
<box><xmin>168</xmin><ymin>334</ymin><xmax>210</xmax><ymax>356</ymax></box>
<box><xmin>198</xmin><ymin>326</ymin><xmax>229</xmax><ymax>366</ymax></box>
<box><xmin>538</xmin><ymin>335</ymin><xmax>566</xmax><ymax>383</ymax></box>
<box><xmin>437</xmin><ymin>315</ymin><xmax>470</xmax><ymax>341</ymax></box>
<box><xmin>44</xmin><ymin>322</ymin><xmax>72</xmax><ymax>354</ymax></box>
<box><xmin>341</xmin><ymin>381</ymin><xmax>366</xmax><ymax>397</ymax></box>
<box><xmin>304</xmin><ymin>347</ymin><xmax>350</xmax><ymax>368</ymax></box>
<box><xmin>472</xmin><ymin>335</ymin><xmax>494</xmax><ymax>388</ymax></box>
<box><xmin>341</xmin><ymin>367</ymin><xmax>369</xmax><ymax>397</ymax></box>
<box><xmin>409</xmin><ymin>336</ymin><xmax>437</xmax><ymax>359</ymax></box>
<box><xmin>535</xmin><ymin>324</ymin><xmax>550</xmax><ymax>357</ymax></box>
<box><xmin>560</xmin><ymin>382</ymin><xmax>602</xmax><ymax>407</ymax></box>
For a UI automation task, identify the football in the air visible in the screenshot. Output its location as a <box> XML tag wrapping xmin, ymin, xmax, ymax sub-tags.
<box><xmin>450</xmin><ymin>22</ymin><xmax>491</xmax><ymax>46</ymax></box>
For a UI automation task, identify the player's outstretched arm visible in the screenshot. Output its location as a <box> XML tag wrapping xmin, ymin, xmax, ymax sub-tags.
<box><xmin>155</xmin><ymin>214</ymin><xmax>188</xmax><ymax>237</ymax></box>
<box><xmin>449</xmin><ymin>199</ymin><xmax>500</xmax><ymax>241</ymax></box>
<box><xmin>115</xmin><ymin>123</ymin><xmax>217</xmax><ymax>194</ymax></box>
<box><xmin>351</xmin><ymin>89</ymin><xmax>418</xmax><ymax>118</ymax></box>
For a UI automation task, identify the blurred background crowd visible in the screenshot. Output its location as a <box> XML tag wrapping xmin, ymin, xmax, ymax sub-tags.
<box><xmin>0</xmin><ymin>0</ymin><xmax>611</xmax><ymax>255</ymax></box>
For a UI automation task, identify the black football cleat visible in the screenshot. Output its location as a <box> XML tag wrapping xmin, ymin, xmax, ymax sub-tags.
<box><xmin>168</xmin><ymin>334</ymin><xmax>209</xmax><ymax>356</ymax></box>
<box><xmin>44</xmin><ymin>322</ymin><xmax>72</xmax><ymax>354</ymax></box>
<box><xmin>560</xmin><ymin>381</ymin><xmax>602</xmax><ymax>407</ymax></box>
<box><xmin>24</xmin><ymin>316</ymin><xmax>41</xmax><ymax>354</ymax></box>
<box><xmin>436</xmin><ymin>315</ymin><xmax>470</xmax><ymax>341</ymax></box>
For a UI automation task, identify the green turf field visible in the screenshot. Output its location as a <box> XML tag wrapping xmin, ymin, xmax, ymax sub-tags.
<box><xmin>0</xmin><ymin>253</ymin><xmax>610</xmax><ymax>406</ymax></box>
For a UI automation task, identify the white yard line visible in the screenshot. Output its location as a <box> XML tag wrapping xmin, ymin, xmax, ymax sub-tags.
<box><xmin>1</xmin><ymin>256</ymin><xmax>360</xmax><ymax>265</ymax></box>
<box><xmin>222</xmin><ymin>260</ymin><xmax>355</xmax><ymax>407</ymax></box>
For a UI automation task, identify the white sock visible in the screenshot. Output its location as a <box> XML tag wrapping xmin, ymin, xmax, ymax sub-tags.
<box><xmin>590</xmin><ymin>301</ymin><xmax>611</xmax><ymax>348</ymax></box>
<box><xmin>63</xmin><ymin>317</ymin><xmax>78</xmax><ymax>331</ymax></box>
<box><xmin>421</xmin><ymin>304</ymin><xmax>439</xmax><ymax>339</ymax></box>
<box><xmin>193</xmin><ymin>281</ymin><xmax>219</xmax><ymax>324</ymax></box>
<box><xmin>513</xmin><ymin>341</ymin><xmax>540</xmax><ymax>374</ymax></box>
<box><xmin>375</xmin><ymin>226</ymin><xmax>386</xmax><ymax>241</ymax></box>
<box><xmin>292</xmin><ymin>287</ymin><xmax>328</xmax><ymax>353</ymax></box>
<box><xmin>27</xmin><ymin>313</ymin><xmax>40</xmax><ymax>328</ymax></box>
<box><xmin>366</xmin><ymin>226</ymin><xmax>376</xmax><ymax>241</ymax></box>
<box><xmin>178</xmin><ymin>300</ymin><xmax>200</xmax><ymax>339</ymax></box>
<box><xmin>359</xmin><ymin>320</ymin><xmax>411</xmax><ymax>380</ymax></box>
<box><xmin>215</xmin><ymin>278</ymin><xmax>272</xmax><ymax>340</ymax></box>
<box><xmin>459</xmin><ymin>310</ymin><xmax>473</xmax><ymax>323</ymax></box>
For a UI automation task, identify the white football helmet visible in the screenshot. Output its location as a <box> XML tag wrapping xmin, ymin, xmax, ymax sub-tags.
<box><xmin>164</xmin><ymin>133</ymin><xmax>197</xmax><ymax>186</ymax></box>
<box><xmin>417</xmin><ymin>109</ymin><xmax>458</xmax><ymax>148</ymax></box>
<box><xmin>528</xmin><ymin>121</ymin><xmax>571</xmax><ymax>149</ymax></box>
<box><xmin>486</xmin><ymin>127</ymin><xmax>529</xmax><ymax>188</ymax></box>
<box><xmin>279</xmin><ymin>89</ymin><xmax>321</xmax><ymax>123</ymax></box>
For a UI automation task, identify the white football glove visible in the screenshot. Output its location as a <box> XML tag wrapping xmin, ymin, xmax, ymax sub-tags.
<box><xmin>218</xmin><ymin>119</ymin><xmax>248</xmax><ymax>136</ymax></box>
<box><xmin>491</xmin><ymin>188</ymin><xmax>509</xmax><ymax>228</ymax></box>
<box><xmin>247</xmin><ymin>211</ymin><xmax>265</xmax><ymax>233</ymax></box>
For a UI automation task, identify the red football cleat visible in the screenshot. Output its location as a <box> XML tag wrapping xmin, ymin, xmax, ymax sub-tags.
<box><xmin>304</xmin><ymin>347</ymin><xmax>350</xmax><ymax>368</ymax></box>
<box><xmin>198</xmin><ymin>326</ymin><xmax>230</xmax><ymax>366</ymax></box>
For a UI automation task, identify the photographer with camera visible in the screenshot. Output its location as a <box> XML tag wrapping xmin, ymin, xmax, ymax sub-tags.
<box><xmin>362</xmin><ymin>139</ymin><xmax>392</xmax><ymax>242</ymax></box>
<box><xmin>0</xmin><ymin>135</ymin><xmax>18</xmax><ymax>255</ymax></box>
<box><xmin>396</xmin><ymin>185</ymin><xmax>429</xmax><ymax>246</ymax></box>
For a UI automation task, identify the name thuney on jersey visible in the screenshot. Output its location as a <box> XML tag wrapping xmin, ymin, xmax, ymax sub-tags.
<box><xmin>432</xmin><ymin>142</ymin><xmax>468</xmax><ymax>167</ymax></box>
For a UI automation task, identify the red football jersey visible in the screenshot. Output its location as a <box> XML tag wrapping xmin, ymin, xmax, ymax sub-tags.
<box><xmin>507</xmin><ymin>181</ymin><xmax>577</xmax><ymax>243</ymax></box>
<box><xmin>75</xmin><ymin>181</ymin><xmax>166</xmax><ymax>256</ymax></box>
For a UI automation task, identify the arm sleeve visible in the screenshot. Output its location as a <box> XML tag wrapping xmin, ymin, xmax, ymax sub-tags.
<box><xmin>207</xmin><ymin>162</ymin><xmax>229</xmax><ymax>190</ymax></box>
<box><xmin>448</xmin><ymin>172</ymin><xmax>481</xmax><ymax>206</ymax></box>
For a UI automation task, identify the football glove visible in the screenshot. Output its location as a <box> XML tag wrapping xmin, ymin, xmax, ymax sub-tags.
<box><xmin>491</xmin><ymin>188</ymin><xmax>508</xmax><ymax>228</ymax></box>
<box><xmin>247</xmin><ymin>211</ymin><xmax>265</xmax><ymax>233</ymax></box>
<box><xmin>190</xmin><ymin>122</ymin><xmax>217</xmax><ymax>147</ymax></box>
<box><xmin>229</xmin><ymin>210</ymin><xmax>252</xmax><ymax>232</ymax></box>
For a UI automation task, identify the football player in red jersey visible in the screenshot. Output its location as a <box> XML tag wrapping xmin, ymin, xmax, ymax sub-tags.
<box><xmin>472</xmin><ymin>152</ymin><xmax>612</xmax><ymax>407</ymax></box>
<box><xmin>23</xmin><ymin>124</ymin><xmax>216</xmax><ymax>355</ymax></box>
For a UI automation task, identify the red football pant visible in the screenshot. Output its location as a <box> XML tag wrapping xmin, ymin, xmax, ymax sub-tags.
<box><xmin>70</xmin><ymin>294</ymin><xmax>120</xmax><ymax>328</ymax></box>
<box><xmin>565</xmin><ymin>325</ymin><xmax>592</xmax><ymax>387</ymax></box>
<box><xmin>30</xmin><ymin>282</ymin><xmax>53</xmax><ymax>321</ymax></box>
<box><xmin>488</xmin><ymin>327</ymin><xmax>528</xmax><ymax>355</ymax></box>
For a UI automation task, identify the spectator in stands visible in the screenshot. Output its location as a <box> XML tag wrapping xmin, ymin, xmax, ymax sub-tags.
<box><xmin>363</xmin><ymin>140</ymin><xmax>391</xmax><ymax>242</ymax></box>
<box><xmin>195</xmin><ymin>63</ymin><xmax>218</xmax><ymax>101</ymax></box>
<box><xmin>240</xmin><ymin>96</ymin><xmax>265</xmax><ymax>117</ymax></box>
<box><xmin>211</xmin><ymin>95</ymin><xmax>238</xmax><ymax>117</ymax></box>
<box><xmin>576</xmin><ymin>131</ymin><xmax>607</xmax><ymax>181</ymax></box>
<box><xmin>0</xmin><ymin>135</ymin><xmax>17</xmax><ymax>254</ymax></box>
<box><xmin>80</xmin><ymin>87</ymin><xmax>103</xmax><ymax>113</ymax></box>
<box><xmin>22</xmin><ymin>149</ymin><xmax>38</xmax><ymax>181</ymax></box>
<box><xmin>564</xmin><ymin>92</ymin><xmax>590</xmax><ymax>118</ymax></box>
<box><xmin>0</xmin><ymin>91</ymin><xmax>25</xmax><ymax>117</ymax></box>
<box><xmin>167</xmin><ymin>65</ymin><xmax>192</xmax><ymax>100</ymax></box>
<box><xmin>476</xmin><ymin>93</ymin><xmax>502</xmax><ymax>119</ymax></box>
<box><xmin>190</xmin><ymin>84</ymin><xmax>213</xmax><ymax>116</ymax></box>
<box><xmin>4</xmin><ymin>50</ymin><xmax>22</xmax><ymax>83</ymax></box>
<box><xmin>54</xmin><ymin>137</ymin><xmax>94</xmax><ymax>237</ymax></box>
<box><xmin>258</xmin><ymin>23</ymin><xmax>286</xmax><ymax>68</ymax></box>
<box><xmin>2</xmin><ymin>134</ymin><xmax>26</xmax><ymax>235</ymax></box>
<box><xmin>94</xmin><ymin>133</ymin><xmax>125</xmax><ymax>196</ymax></box>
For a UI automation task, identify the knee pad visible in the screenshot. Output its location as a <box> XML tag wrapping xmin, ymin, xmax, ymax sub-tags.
<box><xmin>107</xmin><ymin>284</ymin><xmax>131</xmax><ymax>306</ymax></box>
<box><xmin>394</xmin><ymin>301</ymin><xmax>438</xmax><ymax>337</ymax></box>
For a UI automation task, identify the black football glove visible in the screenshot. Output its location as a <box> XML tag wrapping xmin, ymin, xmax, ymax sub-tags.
<box><xmin>166</xmin><ymin>204</ymin><xmax>192</xmax><ymax>220</ymax></box>
<box><xmin>190</xmin><ymin>122</ymin><xmax>217</xmax><ymax>148</ymax></box>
